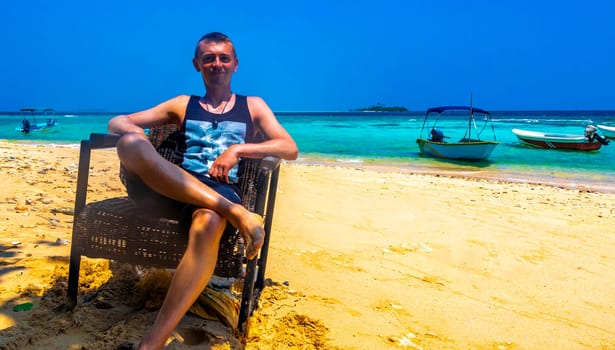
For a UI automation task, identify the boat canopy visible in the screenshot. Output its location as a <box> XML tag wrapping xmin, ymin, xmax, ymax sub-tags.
<box><xmin>426</xmin><ymin>106</ymin><xmax>490</xmax><ymax>115</ymax></box>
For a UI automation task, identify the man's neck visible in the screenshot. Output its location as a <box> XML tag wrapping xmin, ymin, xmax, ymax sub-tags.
<box><xmin>204</xmin><ymin>89</ymin><xmax>233</xmax><ymax>107</ymax></box>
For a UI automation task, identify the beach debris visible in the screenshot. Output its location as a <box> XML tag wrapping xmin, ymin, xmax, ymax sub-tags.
<box><xmin>1</xmin><ymin>241</ymin><xmax>21</xmax><ymax>252</ymax></box>
<box><xmin>417</xmin><ymin>242</ymin><xmax>433</xmax><ymax>253</ymax></box>
<box><xmin>48</xmin><ymin>217</ymin><xmax>61</xmax><ymax>226</ymax></box>
<box><xmin>12</xmin><ymin>302</ymin><xmax>33</xmax><ymax>312</ymax></box>
<box><xmin>388</xmin><ymin>332</ymin><xmax>423</xmax><ymax>349</ymax></box>
<box><xmin>384</xmin><ymin>242</ymin><xmax>433</xmax><ymax>254</ymax></box>
<box><xmin>14</xmin><ymin>204</ymin><xmax>29</xmax><ymax>212</ymax></box>
<box><xmin>390</xmin><ymin>303</ymin><xmax>403</xmax><ymax>310</ymax></box>
<box><xmin>51</xmin><ymin>207</ymin><xmax>74</xmax><ymax>216</ymax></box>
<box><xmin>55</xmin><ymin>238</ymin><xmax>70</xmax><ymax>245</ymax></box>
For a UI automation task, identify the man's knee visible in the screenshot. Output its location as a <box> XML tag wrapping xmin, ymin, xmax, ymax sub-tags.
<box><xmin>117</xmin><ymin>132</ymin><xmax>150</xmax><ymax>155</ymax></box>
<box><xmin>116</xmin><ymin>133</ymin><xmax>156</xmax><ymax>171</ymax></box>
<box><xmin>190</xmin><ymin>209</ymin><xmax>226</xmax><ymax>244</ymax></box>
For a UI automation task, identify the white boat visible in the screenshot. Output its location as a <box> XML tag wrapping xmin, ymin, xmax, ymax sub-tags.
<box><xmin>511</xmin><ymin>128</ymin><xmax>606</xmax><ymax>151</ymax></box>
<box><xmin>597</xmin><ymin>124</ymin><xmax>615</xmax><ymax>139</ymax></box>
<box><xmin>416</xmin><ymin>106</ymin><xmax>500</xmax><ymax>161</ymax></box>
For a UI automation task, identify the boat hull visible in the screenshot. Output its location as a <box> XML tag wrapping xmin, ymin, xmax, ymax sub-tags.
<box><xmin>416</xmin><ymin>138</ymin><xmax>499</xmax><ymax>160</ymax></box>
<box><xmin>15</xmin><ymin>123</ymin><xmax>57</xmax><ymax>133</ymax></box>
<box><xmin>512</xmin><ymin>129</ymin><xmax>602</xmax><ymax>151</ymax></box>
<box><xmin>597</xmin><ymin>124</ymin><xmax>615</xmax><ymax>139</ymax></box>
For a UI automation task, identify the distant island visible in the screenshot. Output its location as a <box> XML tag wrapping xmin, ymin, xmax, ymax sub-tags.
<box><xmin>351</xmin><ymin>103</ymin><xmax>408</xmax><ymax>112</ymax></box>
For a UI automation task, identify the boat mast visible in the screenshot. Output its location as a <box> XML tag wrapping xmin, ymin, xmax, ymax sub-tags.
<box><xmin>468</xmin><ymin>92</ymin><xmax>473</xmax><ymax>140</ymax></box>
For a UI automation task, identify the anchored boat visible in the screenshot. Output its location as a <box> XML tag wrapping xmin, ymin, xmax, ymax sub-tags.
<box><xmin>416</xmin><ymin>106</ymin><xmax>500</xmax><ymax>161</ymax></box>
<box><xmin>15</xmin><ymin>108</ymin><xmax>58</xmax><ymax>134</ymax></box>
<box><xmin>511</xmin><ymin>126</ymin><xmax>609</xmax><ymax>151</ymax></box>
<box><xmin>596</xmin><ymin>124</ymin><xmax>615</xmax><ymax>139</ymax></box>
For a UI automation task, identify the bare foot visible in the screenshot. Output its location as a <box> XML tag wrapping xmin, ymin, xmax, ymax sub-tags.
<box><xmin>227</xmin><ymin>205</ymin><xmax>265</xmax><ymax>259</ymax></box>
<box><xmin>239</xmin><ymin>212</ymin><xmax>265</xmax><ymax>260</ymax></box>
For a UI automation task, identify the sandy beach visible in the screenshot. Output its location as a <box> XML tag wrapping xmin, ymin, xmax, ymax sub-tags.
<box><xmin>1</xmin><ymin>140</ymin><xmax>614</xmax><ymax>349</ymax></box>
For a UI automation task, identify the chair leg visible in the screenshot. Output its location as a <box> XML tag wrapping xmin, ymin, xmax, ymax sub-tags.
<box><xmin>238</xmin><ymin>258</ymin><xmax>258</xmax><ymax>331</ymax></box>
<box><xmin>66</xmin><ymin>248</ymin><xmax>82</xmax><ymax>309</ymax></box>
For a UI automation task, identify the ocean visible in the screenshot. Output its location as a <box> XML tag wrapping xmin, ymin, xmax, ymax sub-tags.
<box><xmin>2</xmin><ymin>110</ymin><xmax>614</xmax><ymax>191</ymax></box>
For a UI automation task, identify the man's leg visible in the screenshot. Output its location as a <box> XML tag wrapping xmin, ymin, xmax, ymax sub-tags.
<box><xmin>138</xmin><ymin>208</ymin><xmax>225</xmax><ymax>350</ymax></box>
<box><xmin>116</xmin><ymin>132</ymin><xmax>263</xmax><ymax>259</ymax></box>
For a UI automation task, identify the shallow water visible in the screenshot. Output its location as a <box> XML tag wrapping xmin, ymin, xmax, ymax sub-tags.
<box><xmin>2</xmin><ymin>110</ymin><xmax>614</xmax><ymax>191</ymax></box>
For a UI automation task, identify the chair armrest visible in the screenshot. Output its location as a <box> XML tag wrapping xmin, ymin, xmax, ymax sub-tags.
<box><xmin>89</xmin><ymin>133</ymin><xmax>121</xmax><ymax>149</ymax></box>
<box><xmin>259</xmin><ymin>156</ymin><xmax>281</xmax><ymax>171</ymax></box>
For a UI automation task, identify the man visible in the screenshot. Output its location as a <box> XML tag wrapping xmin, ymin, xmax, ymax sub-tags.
<box><xmin>108</xmin><ymin>32</ymin><xmax>298</xmax><ymax>350</ymax></box>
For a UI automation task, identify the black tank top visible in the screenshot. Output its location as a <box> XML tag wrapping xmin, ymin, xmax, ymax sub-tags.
<box><xmin>176</xmin><ymin>94</ymin><xmax>255</xmax><ymax>183</ymax></box>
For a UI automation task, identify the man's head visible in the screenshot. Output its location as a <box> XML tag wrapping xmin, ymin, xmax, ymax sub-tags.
<box><xmin>193</xmin><ymin>32</ymin><xmax>239</xmax><ymax>87</ymax></box>
<box><xmin>194</xmin><ymin>32</ymin><xmax>237</xmax><ymax>60</ymax></box>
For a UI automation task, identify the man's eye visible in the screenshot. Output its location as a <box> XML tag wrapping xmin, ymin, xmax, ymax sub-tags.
<box><xmin>202</xmin><ymin>55</ymin><xmax>216</xmax><ymax>63</ymax></box>
<box><xmin>201</xmin><ymin>55</ymin><xmax>232</xmax><ymax>64</ymax></box>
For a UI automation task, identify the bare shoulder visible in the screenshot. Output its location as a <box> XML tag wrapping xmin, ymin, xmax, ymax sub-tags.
<box><xmin>165</xmin><ymin>94</ymin><xmax>192</xmax><ymax>113</ymax></box>
<box><xmin>154</xmin><ymin>95</ymin><xmax>192</xmax><ymax>124</ymax></box>
<box><xmin>246</xmin><ymin>95</ymin><xmax>274</xmax><ymax>119</ymax></box>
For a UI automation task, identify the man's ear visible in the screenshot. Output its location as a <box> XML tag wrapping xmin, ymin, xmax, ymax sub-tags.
<box><xmin>192</xmin><ymin>58</ymin><xmax>201</xmax><ymax>72</ymax></box>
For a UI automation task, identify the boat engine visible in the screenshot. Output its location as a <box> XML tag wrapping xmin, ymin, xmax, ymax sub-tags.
<box><xmin>21</xmin><ymin>119</ymin><xmax>30</xmax><ymax>134</ymax></box>
<box><xmin>585</xmin><ymin>125</ymin><xmax>610</xmax><ymax>145</ymax></box>
<box><xmin>430</xmin><ymin>128</ymin><xmax>445</xmax><ymax>142</ymax></box>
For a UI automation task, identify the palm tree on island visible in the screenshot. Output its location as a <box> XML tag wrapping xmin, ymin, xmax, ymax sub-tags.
<box><xmin>351</xmin><ymin>102</ymin><xmax>408</xmax><ymax>112</ymax></box>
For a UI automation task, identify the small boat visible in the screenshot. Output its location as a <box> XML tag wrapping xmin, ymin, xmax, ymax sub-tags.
<box><xmin>416</xmin><ymin>106</ymin><xmax>500</xmax><ymax>161</ymax></box>
<box><xmin>597</xmin><ymin>124</ymin><xmax>615</xmax><ymax>139</ymax></box>
<box><xmin>15</xmin><ymin>108</ymin><xmax>58</xmax><ymax>134</ymax></box>
<box><xmin>511</xmin><ymin>127</ymin><xmax>608</xmax><ymax>151</ymax></box>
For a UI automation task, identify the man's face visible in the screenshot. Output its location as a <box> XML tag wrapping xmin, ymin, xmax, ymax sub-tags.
<box><xmin>193</xmin><ymin>40</ymin><xmax>238</xmax><ymax>87</ymax></box>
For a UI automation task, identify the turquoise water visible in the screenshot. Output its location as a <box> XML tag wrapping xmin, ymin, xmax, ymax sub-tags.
<box><xmin>2</xmin><ymin>110</ymin><xmax>614</xmax><ymax>189</ymax></box>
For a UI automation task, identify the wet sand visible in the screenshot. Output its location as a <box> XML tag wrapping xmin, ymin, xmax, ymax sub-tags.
<box><xmin>1</xmin><ymin>141</ymin><xmax>614</xmax><ymax>349</ymax></box>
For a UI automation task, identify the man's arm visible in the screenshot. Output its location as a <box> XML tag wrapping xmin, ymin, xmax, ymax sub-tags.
<box><xmin>239</xmin><ymin>96</ymin><xmax>298</xmax><ymax>160</ymax></box>
<box><xmin>208</xmin><ymin>96</ymin><xmax>298</xmax><ymax>183</ymax></box>
<box><xmin>107</xmin><ymin>95</ymin><xmax>189</xmax><ymax>135</ymax></box>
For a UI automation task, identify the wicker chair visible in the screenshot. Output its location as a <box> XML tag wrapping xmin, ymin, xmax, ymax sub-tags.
<box><xmin>66</xmin><ymin>125</ymin><xmax>280</xmax><ymax>331</ymax></box>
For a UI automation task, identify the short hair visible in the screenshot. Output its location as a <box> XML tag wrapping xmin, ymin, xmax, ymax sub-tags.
<box><xmin>194</xmin><ymin>32</ymin><xmax>237</xmax><ymax>58</ymax></box>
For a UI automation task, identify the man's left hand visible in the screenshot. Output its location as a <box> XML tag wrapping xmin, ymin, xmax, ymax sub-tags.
<box><xmin>209</xmin><ymin>148</ymin><xmax>239</xmax><ymax>183</ymax></box>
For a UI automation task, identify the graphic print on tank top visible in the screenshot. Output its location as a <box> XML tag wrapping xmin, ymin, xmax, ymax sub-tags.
<box><xmin>179</xmin><ymin>95</ymin><xmax>253</xmax><ymax>183</ymax></box>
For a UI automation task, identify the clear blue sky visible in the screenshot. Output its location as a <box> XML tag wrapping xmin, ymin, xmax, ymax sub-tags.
<box><xmin>2</xmin><ymin>0</ymin><xmax>614</xmax><ymax>112</ymax></box>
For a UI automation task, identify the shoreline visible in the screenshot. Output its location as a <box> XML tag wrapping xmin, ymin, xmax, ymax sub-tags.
<box><xmin>293</xmin><ymin>156</ymin><xmax>615</xmax><ymax>194</ymax></box>
<box><xmin>4</xmin><ymin>139</ymin><xmax>612</xmax><ymax>194</ymax></box>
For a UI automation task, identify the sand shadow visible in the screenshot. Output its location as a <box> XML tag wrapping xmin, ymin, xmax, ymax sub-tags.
<box><xmin>0</xmin><ymin>259</ymin><xmax>243</xmax><ymax>349</ymax></box>
<box><xmin>0</xmin><ymin>256</ymin><xmax>331</xmax><ymax>349</ymax></box>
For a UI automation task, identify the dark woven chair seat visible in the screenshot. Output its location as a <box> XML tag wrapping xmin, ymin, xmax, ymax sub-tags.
<box><xmin>74</xmin><ymin>196</ymin><xmax>244</xmax><ymax>276</ymax></box>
